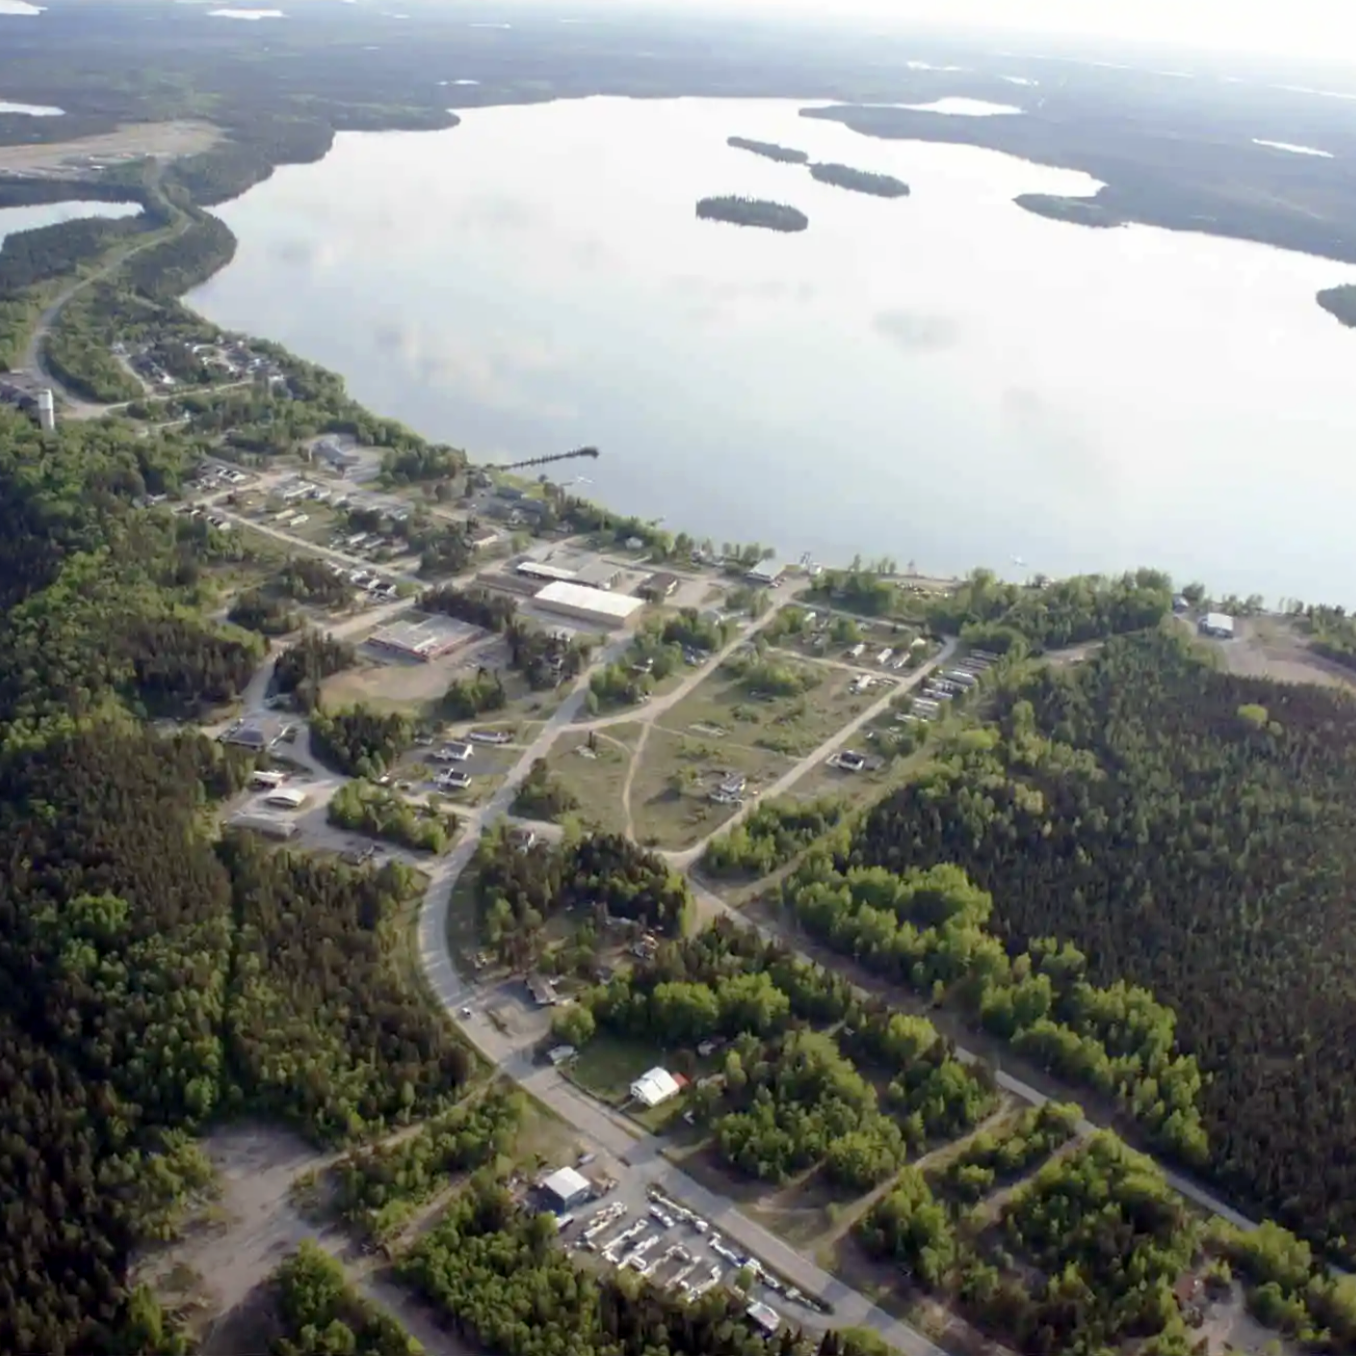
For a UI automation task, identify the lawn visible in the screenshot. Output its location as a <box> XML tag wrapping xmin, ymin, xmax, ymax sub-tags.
<box><xmin>568</xmin><ymin>1034</ymin><xmax>666</xmax><ymax>1107</ymax></box>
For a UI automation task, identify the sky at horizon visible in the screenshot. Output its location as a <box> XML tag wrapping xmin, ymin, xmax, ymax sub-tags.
<box><xmin>527</xmin><ymin>0</ymin><xmax>1350</xmax><ymax>65</ymax></box>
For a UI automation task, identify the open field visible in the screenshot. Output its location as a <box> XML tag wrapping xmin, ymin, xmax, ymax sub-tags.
<box><xmin>0</xmin><ymin>120</ymin><xmax>224</xmax><ymax>175</ymax></box>
<box><xmin>1207</xmin><ymin>614</ymin><xmax>1356</xmax><ymax>692</ymax></box>
<box><xmin>628</xmin><ymin>726</ymin><xmax>793</xmax><ymax>849</ymax></box>
<box><xmin>546</xmin><ymin>729</ymin><xmax>634</xmax><ymax>834</ymax></box>
<box><xmin>661</xmin><ymin>658</ymin><xmax>895</xmax><ymax>760</ymax></box>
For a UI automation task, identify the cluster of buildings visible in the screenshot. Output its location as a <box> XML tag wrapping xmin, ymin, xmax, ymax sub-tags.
<box><xmin>0</xmin><ymin>373</ymin><xmax>55</xmax><ymax>431</ymax></box>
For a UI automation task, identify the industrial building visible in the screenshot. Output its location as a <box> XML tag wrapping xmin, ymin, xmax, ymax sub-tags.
<box><xmin>531</xmin><ymin>580</ymin><xmax>645</xmax><ymax>630</ymax></box>
<box><xmin>745</xmin><ymin>558</ymin><xmax>788</xmax><ymax>586</ymax></box>
<box><xmin>229</xmin><ymin>813</ymin><xmax>298</xmax><ymax>841</ymax></box>
<box><xmin>220</xmin><ymin>717</ymin><xmax>287</xmax><ymax>752</ymax></box>
<box><xmin>1198</xmin><ymin>612</ymin><xmax>1236</xmax><ymax>639</ymax></box>
<box><xmin>368</xmin><ymin>613</ymin><xmax>480</xmax><ymax>661</ymax></box>
<box><xmin>629</xmin><ymin>1067</ymin><xmax>683</xmax><ymax>1109</ymax></box>
<box><xmin>313</xmin><ymin>438</ymin><xmax>361</xmax><ymax>473</ymax></box>
<box><xmin>638</xmin><ymin>571</ymin><xmax>680</xmax><ymax>600</ymax></box>
<box><xmin>540</xmin><ymin>1166</ymin><xmax>592</xmax><ymax>1212</ymax></box>
<box><xmin>518</xmin><ymin>559</ymin><xmax>578</xmax><ymax>584</ymax></box>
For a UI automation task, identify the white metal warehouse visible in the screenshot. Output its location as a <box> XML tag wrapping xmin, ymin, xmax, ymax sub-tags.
<box><xmin>531</xmin><ymin>580</ymin><xmax>644</xmax><ymax>629</ymax></box>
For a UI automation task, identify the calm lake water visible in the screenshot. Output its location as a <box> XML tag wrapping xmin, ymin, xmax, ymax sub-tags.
<box><xmin>0</xmin><ymin>200</ymin><xmax>140</xmax><ymax>246</ymax></box>
<box><xmin>188</xmin><ymin>96</ymin><xmax>1356</xmax><ymax>601</ymax></box>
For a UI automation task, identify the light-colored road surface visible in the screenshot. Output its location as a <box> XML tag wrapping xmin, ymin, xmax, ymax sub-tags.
<box><xmin>21</xmin><ymin>210</ymin><xmax>189</xmax><ymax>418</ymax></box>
<box><xmin>411</xmin><ymin>612</ymin><xmax>954</xmax><ymax>1356</ymax></box>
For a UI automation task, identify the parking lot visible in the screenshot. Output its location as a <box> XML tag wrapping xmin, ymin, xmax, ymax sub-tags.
<box><xmin>556</xmin><ymin>1176</ymin><xmax>827</xmax><ymax>1332</ymax></box>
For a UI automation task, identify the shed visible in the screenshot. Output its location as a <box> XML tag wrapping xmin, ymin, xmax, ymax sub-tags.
<box><xmin>630</xmin><ymin>1067</ymin><xmax>682</xmax><ymax>1108</ymax></box>
<box><xmin>541</xmin><ymin>1166</ymin><xmax>592</xmax><ymax>1211</ymax></box>
<box><xmin>1198</xmin><ymin>612</ymin><xmax>1235</xmax><ymax>639</ymax></box>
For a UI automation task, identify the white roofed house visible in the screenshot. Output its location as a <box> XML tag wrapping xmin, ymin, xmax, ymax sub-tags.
<box><xmin>629</xmin><ymin>1067</ymin><xmax>683</xmax><ymax>1108</ymax></box>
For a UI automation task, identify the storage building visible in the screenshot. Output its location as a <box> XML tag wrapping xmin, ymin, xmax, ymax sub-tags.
<box><xmin>368</xmin><ymin>613</ymin><xmax>479</xmax><ymax>661</ymax></box>
<box><xmin>517</xmin><ymin>559</ymin><xmax>578</xmax><ymax>584</ymax></box>
<box><xmin>745</xmin><ymin>558</ymin><xmax>787</xmax><ymax>586</ymax></box>
<box><xmin>532</xmin><ymin>580</ymin><xmax>645</xmax><ymax>630</ymax></box>
<box><xmin>541</xmin><ymin>1166</ymin><xmax>592</xmax><ymax>1212</ymax></box>
<box><xmin>229</xmin><ymin>813</ymin><xmax>298</xmax><ymax>841</ymax></box>
<box><xmin>639</xmin><ymin>571</ymin><xmax>680</xmax><ymax>600</ymax></box>
<box><xmin>630</xmin><ymin>1067</ymin><xmax>682</xmax><ymax>1109</ymax></box>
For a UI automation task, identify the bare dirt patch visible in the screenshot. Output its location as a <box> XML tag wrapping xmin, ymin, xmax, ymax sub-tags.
<box><xmin>0</xmin><ymin>120</ymin><xmax>224</xmax><ymax>174</ymax></box>
<box><xmin>136</xmin><ymin>1122</ymin><xmax>340</xmax><ymax>1352</ymax></box>
<box><xmin>1208</xmin><ymin>615</ymin><xmax>1356</xmax><ymax>693</ymax></box>
<box><xmin>1196</xmin><ymin>1279</ymin><xmax>1301</xmax><ymax>1356</ymax></box>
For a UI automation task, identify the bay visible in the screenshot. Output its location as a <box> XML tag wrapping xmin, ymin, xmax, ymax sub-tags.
<box><xmin>0</xmin><ymin>200</ymin><xmax>140</xmax><ymax>245</ymax></box>
<box><xmin>187</xmin><ymin>96</ymin><xmax>1356</xmax><ymax>602</ymax></box>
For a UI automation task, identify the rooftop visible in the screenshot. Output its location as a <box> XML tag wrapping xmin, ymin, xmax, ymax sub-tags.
<box><xmin>369</xmin><ymin>613</ymin><xmax>479</xmax><ymax>657</ymax></box>
<box><xmin>630</xmin><ymin>1066</ymin><xmax>682</xmax><ymax>1108</ymax></box>
<box><xmin>541</xmin><ymin>1165</ymin><xmax>591</xmax><ymax>1203</ymax></box>
<box><xmin>533</xmin><ymin>579</ymin><xmax>646</xmax><ymax>623</ymax></box>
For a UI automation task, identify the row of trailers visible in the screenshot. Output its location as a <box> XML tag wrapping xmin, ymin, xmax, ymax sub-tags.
<box><xmin>909</xmin><ymin>649</ymin><xmax>997</xmax><ymax>722</ymax></box>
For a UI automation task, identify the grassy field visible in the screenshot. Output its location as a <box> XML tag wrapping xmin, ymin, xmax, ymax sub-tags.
<box><xmin>546</xmin><ymin>730</ymin><xmax>634</xmax><ymax>835</ymax></box>
<box><xmin>662</xmin><ymin>659</ymin><xmax>894</xmax><ymax>760</ymax></box>
<box><xmin>628</xmin><ymin>726</ymin><xmax>793</xmax><ymax>850</ymax></box>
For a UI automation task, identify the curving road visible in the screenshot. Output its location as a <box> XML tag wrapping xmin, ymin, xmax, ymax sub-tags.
<box><xmin>411</xmin><ymin>613</ymin><xmax>955</xmax><ymax>1356</ymax></box>
<box><xmin>20</xmin><ymin>210</ymin><xmax>190</xmax><ymax>418</ymax></box>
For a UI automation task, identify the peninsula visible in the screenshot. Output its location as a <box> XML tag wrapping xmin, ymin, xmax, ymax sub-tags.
<box><xmin>695</xmin><ymin>195</ymin><xmax>809</xmax><ymax>232</ymax></box>
<box><xmin>809</xmin><ymin>161</ymin><xmax>910</xmax><ymax>198</ymax></box>
<box><xmin>1317</xmin><ymin>284</ymin><xmax>1356</xmax><ymax>328</ymax></box>
<box><xmin>727</xmin><ymin>135</ymin><xmax>810</xmax><ymax>164</ymax></box>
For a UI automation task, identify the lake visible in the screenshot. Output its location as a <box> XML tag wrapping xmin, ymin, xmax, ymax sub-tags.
<box><xmin>187</xmin><ymin>96</ymin><xmax>1356</xmax><ymax>602</ymax></box>
<box><xmin>0</xmin><ymin>200</ymin><xmax>141</xmax><ymax>248</ymax></box>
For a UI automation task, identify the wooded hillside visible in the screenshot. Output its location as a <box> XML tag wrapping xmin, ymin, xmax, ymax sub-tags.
<box><xmin>853</xmin><ymin>628</ymin><xmax>1356</xmax><ymax>1255</ymax></box>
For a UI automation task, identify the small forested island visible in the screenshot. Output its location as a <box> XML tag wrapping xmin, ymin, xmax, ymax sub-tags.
<box><xmin>727</xmin><ymin>135</ymin><xmax>810</xmax><ymax>164</ymax></box>
<box><xmin>696</xmin><ymin>195</ymin><xmax>809</xmax><ymax>232</ymax></box>
<box><xmin>1014</xmin><ymin>191</ymin><xmax>1125</xmax><ymax>228</ymax></box>
<box><xmin>1317</xmin><ymin>283</ymin><xmax>1356</xmax><ymax>327</ymax></box>
<box><xmin>809</xmin><ymin>161</ymin><xmax>910</xmax><ymax>197</ymax></box>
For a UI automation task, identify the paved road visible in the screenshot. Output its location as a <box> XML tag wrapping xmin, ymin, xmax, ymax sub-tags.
<box><xmin>665</xmin><ymin>639</ymin><xmax>956</xmax><ymax>869</ymax></box>
<box><xmin>208</xmin><ymin>500</ymin><xmax>429</xmax><ymax>585</ymax></box>
<box><xmin>21</xmin><ymin>208</ymin><xmax>189</xmax><ymax>418</ymax></box>
<box><xmin>680</xmin><ymin>881</ymin><xmax>1263</xmax><ymax>1236</ymax></box>
<box><xmin>412</xmin><ymin>611</ymin><xmax>952</xmax><ymax>1356</ymax></box>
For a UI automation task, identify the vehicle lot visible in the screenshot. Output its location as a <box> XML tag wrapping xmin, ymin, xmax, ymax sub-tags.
<box><xmin>561</xmin><ymin>1178</ymin><xmax>824</xmax><ymax>1329</ymax></box>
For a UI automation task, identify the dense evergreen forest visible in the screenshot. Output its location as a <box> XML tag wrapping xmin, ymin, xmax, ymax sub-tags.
<box><xmin>696</xmin><ymin>196</ymin><xmax>810</xmax><ymax>231</ymax></box>
<box><xmin>0</xmin><ymin>404</ymin><xmax>472</xmax><ymax>1351</ymax></box>
<box><xmin>476</xmin><ymin>829</ymin><xmax>694</xmax><ymax>966</ymax></box>
<box><xmin>807</xmin><ymin>163</ymin><xmax>910</xmax><ymax>197</ymax></box>
<box><xmin>727</xmin><ymin>136</ymin><xmax>811</xmax><ymax>163</ymax></box>
<box><xmin>849</xmin><ymin>628</ymin><xmax>1356</xmax><ymax>1256</ymax></box>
